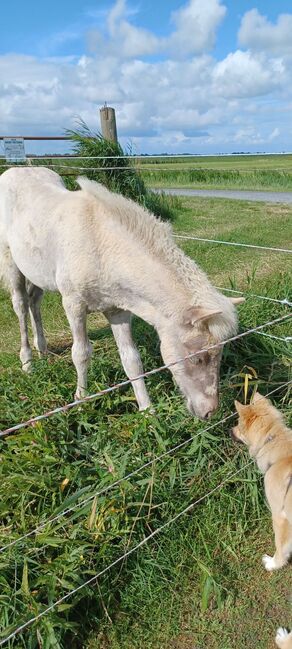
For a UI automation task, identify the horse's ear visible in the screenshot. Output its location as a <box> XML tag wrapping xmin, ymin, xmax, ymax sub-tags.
<box><xmin>182</xmin><ymin>306</ymin><xmax>222</xmax><ymax>327</ymax></box>
<box><xmin>229</xmin><ymin>297</ymin><xmax>245</xmax><ymax>305</ymax></box>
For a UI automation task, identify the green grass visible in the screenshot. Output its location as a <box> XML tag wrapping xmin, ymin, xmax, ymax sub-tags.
<box><xmin>145</xmin><ymin>168</ymin><xmax>292</xmax><ymax>191</ymax></box>
<box><xmin>3</xmin><ymin>153</ymin><xmax>292</xmax><ymax>193</ymax></box>
<box><xmin>138</xmin><ymin>154</ymin><xmax>292</xmax><ymax>191</ymax></box>
<box><xmin>0</xmin><ymin>197</ymin><xmax>291</xmax><ymax>649</ymax></box>
<box><xmin>138</xmin><ymin>154</ymin><xmax>292</xmax><ymax>172</ymax></box>
<box><xmin>172</xmin><ymin>197</ymin><xmax>292</xmax><ymax>283</ymax></box>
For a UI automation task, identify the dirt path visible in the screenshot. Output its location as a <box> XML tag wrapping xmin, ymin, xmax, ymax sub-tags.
<box><xmin>154</xmin><ymin>188</ymin><xmax>292</xmax><ymax>203</ymax></box>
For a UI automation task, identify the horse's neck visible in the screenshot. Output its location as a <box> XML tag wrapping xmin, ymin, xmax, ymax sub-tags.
<box><xmin>113</xmin><ymin>253</ymin><xmax>189</xmax><ymax>332</ymax></box>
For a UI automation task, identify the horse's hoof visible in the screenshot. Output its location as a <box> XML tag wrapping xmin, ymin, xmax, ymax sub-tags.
<box><xmin>74</xmin><ymin>391</ymin><xmax>87</xmax><ymax>401</ymax></box>
<box><xmin>22</xmin><ymin>361</ymin><xmax>33</xmax><ymax>373</ymax></box>
<box><xmin>37</xmin><ymin>349</ymin><xmax>48</xmax><ymax>358</ymax></box>
<box><xmin>140</xmin><ymin>406</ymin><xmax>156</xmax><ymax>416</ymax></box>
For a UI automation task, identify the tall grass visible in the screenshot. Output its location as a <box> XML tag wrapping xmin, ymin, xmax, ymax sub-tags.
<box><xmin>144</xmin><ymin>167</ymin><xmax>292</xmax><ymax>190</ymax></box>
<box><xmin>0</xmin><ymin>192</ymin><xmax>291</xmax><ymax>648</ymax></box>
<box><xmin>64</xmin><ymin>121</ymin><xmax>179</xmax><ymax>220</ymax></box>
<box><xmin>0</xmin><ymin>303</ymin><xmax>290</xmax><ymax>648</ymax></box>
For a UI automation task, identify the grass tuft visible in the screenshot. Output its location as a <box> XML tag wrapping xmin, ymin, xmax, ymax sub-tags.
<box><xmin>64</xmin><ymin>120</ymin><xmax>177</xmax><ymax>221</ymax></box>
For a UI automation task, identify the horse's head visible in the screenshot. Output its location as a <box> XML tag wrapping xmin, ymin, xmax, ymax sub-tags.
<box><xmin>159</xmin><ymin>298</ymin><xmax>243</xmax><ymax>420</ymax></box>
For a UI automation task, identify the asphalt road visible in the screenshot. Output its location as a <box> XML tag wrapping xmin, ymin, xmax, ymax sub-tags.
<box><xmin>153</xmin><ymin>188</ymin><xmax>292</xmax><ymax>203</ymax></box>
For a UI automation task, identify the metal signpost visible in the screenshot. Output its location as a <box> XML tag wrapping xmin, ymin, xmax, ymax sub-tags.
<box><xmin>3</xmin><ymin>137</ymin><xmax>26</xmax><ymax>162</ymax></box>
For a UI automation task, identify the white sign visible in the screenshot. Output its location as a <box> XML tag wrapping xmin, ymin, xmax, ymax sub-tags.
<box><xmin>4</xmin><ymin>138</ymin><xmax>26</xmax><ymax>162</ymax></box>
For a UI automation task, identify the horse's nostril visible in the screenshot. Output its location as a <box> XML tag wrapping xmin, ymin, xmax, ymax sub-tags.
<box><xmin>187</xmin><ymin>401</ymin><xmax>216</xmax><ymax>420</ymax></box>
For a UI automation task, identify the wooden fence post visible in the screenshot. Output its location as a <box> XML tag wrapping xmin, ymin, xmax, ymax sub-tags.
<box><xmin>100</xmin><ymin>104</ymin><xmax>118</xmax><ymax>143</ymax></box>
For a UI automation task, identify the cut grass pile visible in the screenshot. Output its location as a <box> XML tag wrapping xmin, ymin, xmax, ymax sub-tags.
<box><xmin>0</xmin><ymin>197</ymin><xmax>291</xmax><ymax>649</ymax></box>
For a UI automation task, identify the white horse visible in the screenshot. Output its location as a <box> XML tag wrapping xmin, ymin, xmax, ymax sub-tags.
<box><xmin>0</xmin><ymin>167</ymin><xmax>243</xmax><ymax>420</ymax></box>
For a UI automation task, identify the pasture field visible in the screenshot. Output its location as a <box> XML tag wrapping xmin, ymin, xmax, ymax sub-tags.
<box><xmin>138</xmin><ymin>154</ymin><xmax>292</xmax><ymax>171</ymax></box>
<box><xmin>139</xmin><ymin>154</ymin><xmax>292</xmax><ymax>191</ymax></box>
<box><xmin>2</xmin><ymin>153</ymin><xmax>292</xmax><ymax>193</ymax></box>
<box><xmin>0</xmin><ymin>196</ymin><xmax>291</xmax><ymax>649</ymax></box>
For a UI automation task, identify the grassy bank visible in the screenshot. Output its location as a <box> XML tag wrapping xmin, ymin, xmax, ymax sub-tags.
<box><xmin>144</xmin><ymin>167</ymin><xmax>292</xmax><ymax>191</ymax></box>
<box><xmin>0</xmin><ymin>197</ymin><xmax>291</xmax><ymax>649</ymax></box>
<box><xmin>138</xmin><ymin>154</ymin><xmax>292</xmax><ymax>191</ymax></box>
<box><xmin>138</xmin><ymin>154</ymin><xmax>292</xmax><ymax>171</ymax></box>
<box><xmin>2</xmin><ymin>154</ymin><xmax>292</xmax><ymax>193</ymax></box>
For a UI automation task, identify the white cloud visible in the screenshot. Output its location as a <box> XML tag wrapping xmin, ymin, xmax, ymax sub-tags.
<box><xmin>213</xmin><ymin>50</ymin><xmax>286</xmax><ymax>98</ymax></box>
<box><xmin>269</xmin><ymin>127</ymin><xmax>280</xmax><ymax>141</ymax></box>
<box><xmin>233</xmin><ymin>126</ymin><xmax>263</xmax><ymax>145</ymax></box>
<box><xmin>238</xmin><ymin>9</ymin><xmax>292</xmax><ymax>56</ymax></box>
<box><xmin>167</xmin><ymin>0</ymin><xmax>226</xmax><ymax>56</ymax></box>
<box><xmin>1</xmin><ymin>1</ymin><xmax>292</xmax><ymax>154</ymax></box>
<box><xmin>232</xmin><ymin>125</ymin><xmax>279</xmax><ymax>147</ymax></box>
<box><xmin>88</xmin><ymin>0</ymin><xmax>226</xmax><ymax>59</ymax></box>
<box><xmin>87</xmin><ymin>0</ymin><xmax>160</xmax><ymax>58</ymax></box>
<box><xmin>0</xmin><ymin>46</ymin><xmax>290</xmax><ymax>153</ymax></box>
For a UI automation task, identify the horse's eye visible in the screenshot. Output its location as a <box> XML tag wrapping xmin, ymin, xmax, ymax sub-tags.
<box><xmin>197</xmin><ymin>353</ymin><xmax>210</xmax><ymax>366</ymax></box>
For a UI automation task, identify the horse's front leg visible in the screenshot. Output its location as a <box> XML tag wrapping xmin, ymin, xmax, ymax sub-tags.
<box><xmin>6</xmin><ymin>262</ymin><xmax>33</xmax><ymax>372</ymax></box>
<box><xmin>62</xmin><ymin>297</ymin><xmax>92</xmax><ymax>399</ymax></box>
<box><xmin>26</xmin><ymin>282</ymin><xmax>47</xmax><ymax>355</ymax></box>
<box><xmin>106</xmin><ymin>310</ymin><xmax>152</xmax><ymax>411</ymax></box>
<box><xmin>11</xmin><ymin>278</ymin><xmax>33</xmax><ymax>372</ymax></box>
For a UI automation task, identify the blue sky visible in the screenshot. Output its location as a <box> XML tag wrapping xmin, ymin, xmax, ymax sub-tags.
<box><xmin>2</xmin><ymin>0</ymin><xmax>292</xmax><ymax>58</ymax></box>
<box><xmin>1</xmin><ymin>0</ymin><xmax>292</xmax><ymax>153</ymax></box>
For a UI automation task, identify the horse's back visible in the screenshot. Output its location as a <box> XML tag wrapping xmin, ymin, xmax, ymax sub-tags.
<box><xmin>0</xmin><ymin>166</ymin><xmax>65</xmax><ymax>190</ymax></box>
<box><xmin>0</xmin><ymin>168</ymin><xmax>69</xmax><ymax>291</ymax></box>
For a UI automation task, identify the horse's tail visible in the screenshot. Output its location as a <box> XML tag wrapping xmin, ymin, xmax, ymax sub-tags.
<box><xmin>0</xmin><ymin>236</ymin><xmax>12</xmax><ymax>290</ymax></box>
<box><xmin>0</xmin><ymin>174</ymin><xmax>12</xmax><ymax>289</ymax></box>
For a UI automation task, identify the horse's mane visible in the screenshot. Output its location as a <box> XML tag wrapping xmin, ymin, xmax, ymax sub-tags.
<box><xmin>77</xmin><ymin>177</ymin><xmax>237</xmax><ymax>340</ymax></box>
